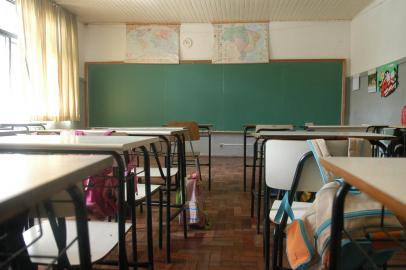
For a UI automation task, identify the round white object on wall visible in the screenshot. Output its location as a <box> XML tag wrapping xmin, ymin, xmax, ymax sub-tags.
<box><xmin>182</xmin><ymin>37</ymin><xmax>193</xmax><ymax>48</ymax></box>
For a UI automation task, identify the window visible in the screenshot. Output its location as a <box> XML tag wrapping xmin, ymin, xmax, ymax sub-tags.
<box><xmin>0</xmin><ymin>0</ymin><xmax>26</xmax><ymax>122</ymax></box>
<box><xmin>1</xmin><ymin>0</ymin><xmax>80</xmax><ymax>123</ymax></box>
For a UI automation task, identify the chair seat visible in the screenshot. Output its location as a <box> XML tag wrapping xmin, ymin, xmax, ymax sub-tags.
<box><xmin>135</xmin><ymin>167</ymin><xmax>178</xmax><ymax>177</ymax></box>
<box><xmin>269</xmin><ymin>200</ymin><xmax>311</xmax><ymax>224</ymax></box>
<box><xmin>135</xmin><ymin>183</ymin><xmax>160</xmax><ymax>202</ymax></box>
<box><xmin>24</xmin><ymin>220</ymin><xmax>131</xmax><ymax>265</ymax></box>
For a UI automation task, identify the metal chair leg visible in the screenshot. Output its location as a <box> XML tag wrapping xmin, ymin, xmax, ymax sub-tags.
<box><xmin>250</xmin><ymin>140</ymin><xmax>258</xmax><ymax>218</ymax></box>
<box><xmin>272</xmin><ymin>225</ymin><xmax>280</xmax><ymax>270</ymax></box>
<box><xmin>264</xmin><ymin>206</ymin><xmax>271</xmax><ymax>270</ymax></box>
<box><xmin>257</xmin><ymin>141</ymin><xmax>265</xmax><ymax>234</ymax></box>
<box><xmin>159</xmin><ymin>188</ymin><xmax>163</xmax><ymax>249</ymax></box>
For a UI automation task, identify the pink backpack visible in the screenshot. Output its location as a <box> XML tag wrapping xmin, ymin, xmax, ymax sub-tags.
<box><xmin>76</xmin><ymin>130</ymin><xmax>137</xmax><ymax>219</ymax></box>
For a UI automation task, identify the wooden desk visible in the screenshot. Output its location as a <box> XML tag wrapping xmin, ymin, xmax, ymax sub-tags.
<box><xmin>0</xmin><ymin>135</ymin><xmax>158</xmax><ymax>270</ymax></box>
<box><xmin>320</xmin><ymin>157</ymin><xmax>406</xmax><ymax>270</ymax></box>
<box><xmin>0</xmin><ymin>154</ymin><xmax>113</xmax><ymax>269</ymax></box>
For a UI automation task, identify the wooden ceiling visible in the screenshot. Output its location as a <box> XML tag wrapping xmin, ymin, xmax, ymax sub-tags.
<box><xmin>55</xmin><ymin>0</ymin><xmax>374</xmax><ymax>24</ymax></box>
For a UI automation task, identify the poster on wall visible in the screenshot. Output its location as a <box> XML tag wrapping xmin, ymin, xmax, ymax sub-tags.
<box><xmin>126</xmin><ymin>25</ymin><xmax>179</xmax><ymax>63</ymax></box>
<box><xmin>367</xmin><ymin>69</ymin><xmax>377</xmax><ymax>93</ymax></box>
<box><xmin>352</xmin><ymin>74</ymin><xmax>360</xmax><ymax>91</ymax></box>
<box><xmin>212</xmin><ymin>23</ymin><xmax>269</xmax><ymax>64</ymax></box>
<box><xmin>377</xmin><ymin>61</ymin><xmax>399</xmax><ymax>97</ymax></box>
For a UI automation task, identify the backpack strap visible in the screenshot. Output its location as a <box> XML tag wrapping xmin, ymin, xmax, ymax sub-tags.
<box><xmin>274</xmin><ymin>192</ymin><xmax>295</xmax><ymax>224</ymax></box>
<box><xmin>307</xmin><ymin>140</ymin><xmax>331</xmax><ymax>184</ymax></box>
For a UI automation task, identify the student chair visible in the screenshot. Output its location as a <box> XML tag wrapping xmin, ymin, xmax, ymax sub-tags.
<box><xmin>263</xmin><ymin>140</ymin><xmax>323</xmax><ymax>270</ymax></box>
<box><xmin>167</xmin><ymin>121</ymin><xmax>203</xmax><ymax>181</ymax></box>
<box><xmin>263</xmin><ymin>139</ymin><xmax>373</xmax><ymax>270</ymax></box>
<box><xmin>250</xmin><ymin>124</ymin><xmax>295</xmax><ymax>233</ymax></box>
<box><xmin>134</xmin><ymin>137</ymin><xmax>187</xmax><ymax>263</ymax></box>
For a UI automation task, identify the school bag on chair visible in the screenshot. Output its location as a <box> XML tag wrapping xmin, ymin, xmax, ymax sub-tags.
<box><xmin>284</xmin><ymin>139</ymin><xmax>403</xmax><ymax>269</ymax></box>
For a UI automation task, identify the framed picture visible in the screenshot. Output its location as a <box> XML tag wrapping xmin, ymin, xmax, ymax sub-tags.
<box><xmin>377</xmin><ymin>62</ymin><xmax>399</xmax><ymax>97</ymax></box>
<box><xmin>367</xmin><ymin>69</ymin><xmax>377</xmax><ymax>93</ymax></box>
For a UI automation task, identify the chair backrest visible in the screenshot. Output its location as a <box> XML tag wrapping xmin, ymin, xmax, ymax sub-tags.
<box><xmin>313</xmin><ymin>139</ymin><xmax>372</xmax><ymax>157</ymax></box>
<box><xmin>309</xmin><ymin>139</ymin><xmax>372</xmax><ymax>183</ymax></box>
<box><xmin>255</xmin><ymin>124</ymin><xmax>294</xmax><ymax>132</ymax></box>
<box><xmin>265</xmin><ymin>140</ymin><xmax>323</xmax><ymax>192</ymax></box>
<box><xmin>167</xmin><ymin>121</ymin><xmax>200</xmax><ymax>141</ymax></box>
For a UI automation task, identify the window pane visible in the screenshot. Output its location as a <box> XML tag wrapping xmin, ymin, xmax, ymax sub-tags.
<box><xmin>0</xmin><ymin>0</ymin><xmax>18</xmax><ymax>35</ymax></box>
<box><xmin>10</xmin><ymin>37</ymin><xmax>20</xmax><ymax>92</ymax></box>
<box><xmin>0</xmin><ymin>34</ymin><xmax>10</xmax><ymax>91</ymax></box>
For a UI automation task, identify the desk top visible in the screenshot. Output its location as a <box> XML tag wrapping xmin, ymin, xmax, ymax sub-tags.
<box><xmin>198</xmin><ymin>124</ymin><xmax>213</xmax><ymax>128</ymax></box>
<box><xmin>253</xmin><ymin>131</ymin><xmax>394</xmax><ymax>140</ymax></box>
<box><xmin>0</xmin><ymin>123</ymin><xmax>46</xmax><ymax>127</ymax></box>
<box><xmin>387</xmin><ymin>125</ymin><xmax>406</xmax><ymax>129</ymax></box>
<box><xmin>305</xmin><ymin>125</ymin><xmax>371</xmax><ymax>131</ymax></box>
<box><xmin>243</xmin><ymin>124</ymin><xmax>295</xmax><ymax>130</ymax></box>
<box><xmin>320</xmin><ymin>157</ymin><xmax>406</xmax><ymax>221</ymax></box>
<box><xmin>94</xmin><ymin>127</ymin><xmax>187</xmax><ymax>136</ymax></box>
<box><xmin>0</xmin><ymin>135</ymin><xmax>158</xmax><ymax>152</ymax></box>
<box><xmin>34</xmin><ymin>128</ymin><xmax>186</xmax><ymax>136</ymax></box>
<box><xmin>0</xmin><ymin>130</ymin><xmax>18</xmax><ymax>136</ymax></box>
<box><xmin>33</xmin><ymin>129</ymin><xmax>62</xmax><ymax>135</ymax></box>
<box><xmin>242</xmin><ymin>124</ymin><xmax>257</xmax><ymax>129</ymax></box>
<box><xmin>0</xmin><ymin>154</ymin><xmax>113</xmax><ymax>223</ymax></box>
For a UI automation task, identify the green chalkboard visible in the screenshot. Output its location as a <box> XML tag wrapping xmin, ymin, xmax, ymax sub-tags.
<box><xmin>88</xmin><ymin>62</ymin><xmax>343</xmax><ymax>131</ymax></box>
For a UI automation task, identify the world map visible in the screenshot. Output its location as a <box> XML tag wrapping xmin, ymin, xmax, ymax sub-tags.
<box><xmin>213</xmin><ymin>23</ymin><xmax>269</xmax><ymax>63</ymax></box>
<box><xmin>126</xmin><ymin>25</ymin><xmax>179</xmax><ymax>63</ymax></box>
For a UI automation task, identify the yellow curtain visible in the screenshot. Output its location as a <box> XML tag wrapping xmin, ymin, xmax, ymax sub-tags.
<box><xmin>16</xmin><ymin>0</ymin><xmax>79</xmax><ymax>121</ymax></box>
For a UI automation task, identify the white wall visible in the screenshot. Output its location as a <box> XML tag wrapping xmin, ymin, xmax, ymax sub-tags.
<box><xmin>350</xmin><ymin>0</ymin><xmax>406</xmax><ymax>75</ymax></box>
<box><xmin>78</xmin><ymin>21</ymin><xmax>350</xmax><ymax>77</ymax></box>
<box><xmin>269</xmin><ymin>22</ymin><xmax>350</xmax><ymax>60</ymax></box>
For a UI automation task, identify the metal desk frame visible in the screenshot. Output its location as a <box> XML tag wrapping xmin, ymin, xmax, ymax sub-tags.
<box><xmin>0</xmin><ymin>141</ymin><xmax>155</xmax><ymax>270</ymax></box>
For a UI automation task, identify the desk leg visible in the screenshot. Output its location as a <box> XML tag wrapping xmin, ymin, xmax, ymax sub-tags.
<box><xmin>111</xmin><ymin>152</ymin><xmax>129</xmax><ymax>270</ymax></box>
<box><xmin>43</xmin><ymin>202</ymin><xmax>70</xmax><ymax>268</ymax></box>
<box><xmin>177</xmin><ymin>134</ymin><xmax>188</xmax><ymax>240</ymax></box>
<box><xmin>243</xmin><ymin>127</ymin><xmax>248</xmax><ymax>192</ymax></box>
<box><xmin>263</xmin><ymin>184</ymin><xmax>271</xmax><ymax>270</ymax></box>
<box><xmin>250</xmin><ymin>139</ymin><xmax>259</xmax><ymax>218</ymax></box>
<box><xmin>329</xmin><ymin>182</ymin><xmax>351</xmax><ymax>270</ymax></box>
<box><xmin>67</xmin><ymin>186</ymin><xmax>92</xmax><ymax>270</ymax></box>
<box><xmin>208</xmin><ymin>130</ymin><xmax>212</xmax><ymax>191</ymax></box>
<box><xmin>123</xmin><ymin>151</ymin><xmax>138</xmax><ymax>265</ymax></box>
<box><xmin>256</xmin><ymin>140</ymin><xmax>265</xmax><ymax>234</ymax></box>
<box><xmin>140</xmin><ymin>146</ymin><xmax>154</xmax><ymax>270</ymax></box>
<box><xmin>161</xmin><ymin>136</ymin><xmax>172</xmax><ymax>263</ymax></box>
